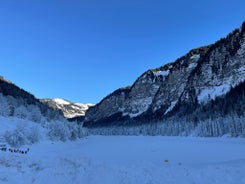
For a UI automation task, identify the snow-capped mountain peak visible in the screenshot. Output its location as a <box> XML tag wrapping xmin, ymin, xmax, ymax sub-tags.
<box><xmin>41</xmin><ymin>98</ymin><xmax>94</xmax><ymax>118</ymax></box>
<box><xmin>53</xmin><ymin>98</ymin><xmax>71</xmax><ymax>105</ymax></box>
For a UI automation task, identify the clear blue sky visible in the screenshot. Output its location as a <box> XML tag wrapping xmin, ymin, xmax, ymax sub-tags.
<box><xmin>0</xmin><ymin>0</ymin><xmax>245</xmax><ymax>104</ymax></box>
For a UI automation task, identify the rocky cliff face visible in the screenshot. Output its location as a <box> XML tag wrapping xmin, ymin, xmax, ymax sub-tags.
<box><xmin>84</xmin><ymin>70</ymin><xmax>163</xmax><ymax>126</ymax></box>
<box><xmin>84</xmin><ymin>21</ymin><xmax>245</xmax><ymax>127</ymax></box>
<box><xmin>181</xmin><ymin>30</ymin><xmax>245</xmax><ymax>105</ymax></box>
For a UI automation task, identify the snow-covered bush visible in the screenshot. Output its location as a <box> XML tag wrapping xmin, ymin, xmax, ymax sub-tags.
<box><xmin>27</xmin><ymin>105</ymin><xmax>42</xmax><ymax>122</ymax></box>
<box><xmin>48</xmin><ymin>120</ymin><xmax>71</xmax><ymax>141</ymax></box>
<box><xmin>27</xmin><ymin>126</ymin><xmax>41</xmax><ymax>144</ymax></box>
<box><xmin>14</xmin><ymin>105</ymin><xmax>28</xmax><ymax>119</ymax></box>
<box><xmin>78</xmin><ymin>127</ymin><xmax>89</xmax><ymax>138</ymax></box>
<box><xmin>14</xmin><ymin>104</ymin><xmax>45</xmax><ymax>123</ymax></box>
<box><xmin>4</xmin><ymin>129</ymin><xmax>26</xmax><ymax>148</ymax></box>
<box><xmin>67</xmin><ymin>122</ymin><xmax>79</xmax><ymax>140</ymax></box>
<box><xmin>4</xmin><ymin>124</ymin><xmax>40</xmax><ymax>148</ymax></box>
<box><xmin>47</xmin><ymin>119</ymin><xmax>88</xmax><ymax>141</ymax></box>
<box><xmin>0</xmin><ymin>94</ymin><xmax>14</xmax><ymax>116</ymax></box>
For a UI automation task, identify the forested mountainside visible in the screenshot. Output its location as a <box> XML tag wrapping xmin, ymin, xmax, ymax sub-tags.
<box><xmin>84</xmin><ymin>21</ymin><xmax>245</xmax><ymax>137</ymax></box>
<box><xmin>0</xmin><ymin>77</ymin><xmax>87</xmax><ymax>147</ymax></box>
<box><xmin>0</xmin><ymin>77</ymin><xmax>64</xmax><ymax>122</ymax></box>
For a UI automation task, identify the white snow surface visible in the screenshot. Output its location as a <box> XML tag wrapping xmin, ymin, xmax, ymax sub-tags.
<box><xmin>197</xmin><ymin>83</ymin><xmax>231</xmax><ymax>103</ymax></box>
<box><xmin>190</xmin><ymin>54</ymin><xmax>200</xmax><ymax>60</ymax></box>
<box><xmin>1</xmin><ymin>132</ymin><xmax>245</xmax><ymax>183</ymax></box>
<box><xmin>154</xmin><ymin>70</ymin><xmax>170</xmax><ymax>77</ymax></box>
<box><xmin>1</xmin><ymin>115</ymin><xmax>245</xmax><ymax>184</ymax></box>
<box><xmin>53</xmin><ymin>98</ymin><xmax>71</xmax><ymax>105</ymax></box>
<box><xmin>164</xmin><ymin>100</ymin><xmax>178</xmax><ymax>115</ymax></box>
<box><xmin>75</xmin><ymin>102</ymin><xmax>94</xmax><ymax>107</ymax></box>
<box><xmin>188</xmin><ymin>62</ymin><xmax>198</xmax><ymax>69</ymax></box>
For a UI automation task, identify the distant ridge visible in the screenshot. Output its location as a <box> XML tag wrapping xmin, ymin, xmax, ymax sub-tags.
<box><xmin>40</xmin><ymin>98</ymin><xmax>93</xmax><ymax>119</ymax></box>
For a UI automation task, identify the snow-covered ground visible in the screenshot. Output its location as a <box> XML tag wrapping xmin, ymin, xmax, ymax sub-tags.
<box><xmin>1</xmin><ymin>135</ymin><xmax>245</xmax><ymax>184</ymax></box>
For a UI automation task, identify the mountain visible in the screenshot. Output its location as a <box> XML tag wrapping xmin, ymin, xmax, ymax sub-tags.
<box><xmin>0</xmin><ymin>77</ymin><xmax>88</xmax><ymax>147</ymax></box>
<box><xmin>0</xmin><ymin>76</ymin><xmax>64</xmax><ymax>122</ymax></box>
<box><xmin>40</xmin><ymin>98</ymin><xmax>93</xmax><ymax>119</ymax></box>
<box><xmin>84</xmin><ymin>21</ymin><xmax>245</xmax><ymax>130</ymax></box>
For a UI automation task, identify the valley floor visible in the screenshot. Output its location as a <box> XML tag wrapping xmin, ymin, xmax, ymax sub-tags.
<box><xmin>1</xmin><ymin>136</ymin><xmax>245</xmax><ymax>184</ymax></box>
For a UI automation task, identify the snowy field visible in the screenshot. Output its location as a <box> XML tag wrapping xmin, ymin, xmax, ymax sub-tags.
<box><xmin>1</xmin><ymin>135</ymin><xmax>245</xmax><ymax>184</ymax></box>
